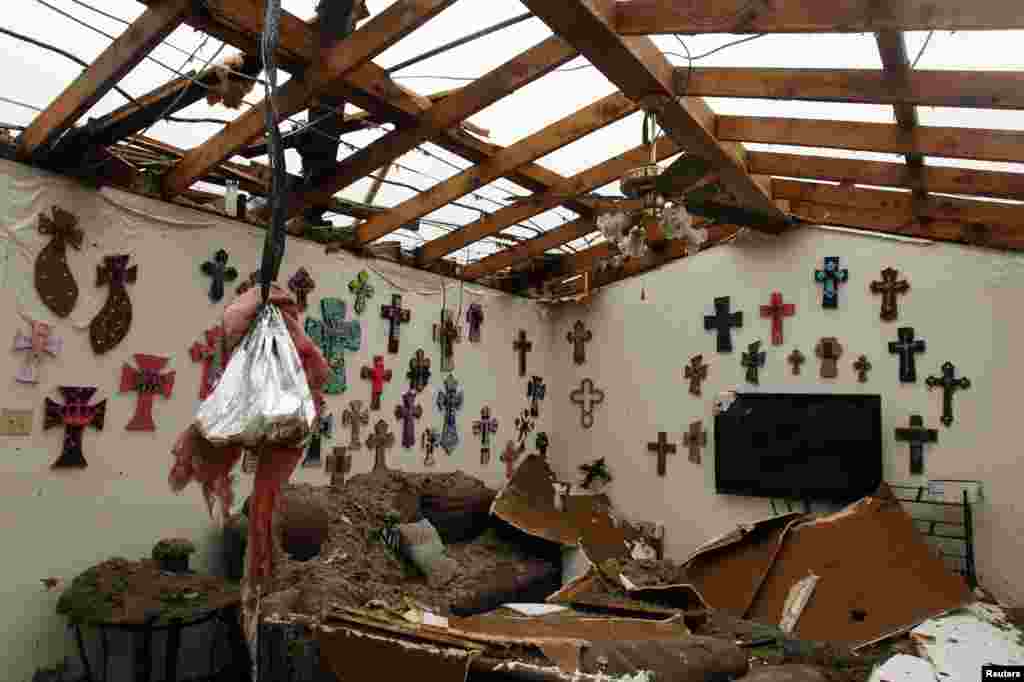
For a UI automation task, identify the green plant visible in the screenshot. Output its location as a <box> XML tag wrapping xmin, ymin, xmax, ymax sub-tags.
<box><xmin>56</xmin><ymin>568</ymin><xmax>115</xmax><ymax>625</ymax></box>
<box><xmin>579</xmin><ymin>457</ymin><xmax>612</xmax><ymax>489</ymax></box>
<box><xmin>152</xmin><ymin>538</ymin><xmax>197</xmax><ymax>562</ymax></box>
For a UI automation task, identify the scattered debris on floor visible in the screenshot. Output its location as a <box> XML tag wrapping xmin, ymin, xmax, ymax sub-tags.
<box><xmin>910</xmin><ymin>601</ymin><xmax>1024</xmax><ymax>680</ymax></box>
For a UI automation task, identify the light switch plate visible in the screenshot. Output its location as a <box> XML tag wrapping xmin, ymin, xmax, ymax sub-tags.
<box><xmin>1</xmin><ymin>409</ymin><xmax>32</xmax><ymax>436</ymax></box>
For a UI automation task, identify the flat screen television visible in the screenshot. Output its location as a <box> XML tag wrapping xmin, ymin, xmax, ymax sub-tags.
<box><xmin>714</xmin><ymin>392</ymin><xmax>883</xmax><ymax>502</ymax></box>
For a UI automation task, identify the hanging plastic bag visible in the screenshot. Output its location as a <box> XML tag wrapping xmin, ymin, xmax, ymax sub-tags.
<box><xmin>195</xmin><ymin>303</ymin><xmax>316</xmax><ymax>448</ymax></box>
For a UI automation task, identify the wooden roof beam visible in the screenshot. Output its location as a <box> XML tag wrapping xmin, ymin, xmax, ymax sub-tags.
<box><xmin>462</xmin><ymin>217</ymin><xmax>598</xmax><ymax>280</ymax></box>
<box><xmin>19</xmin><ymin>0</ymin><xmax>191</xmax><ymax>160</ymax></box>
<box><xmin>352</xmin><ymin>91</ymin><xmax>638</xmax><ymax>246</ymax></box>
<box><xmin>614</xmin><ymin>0</ymin><xmax>1024</xmax><ymax>35</ymax></box>
<box><xmin>161</xmin><ymin>0</ymin><xmax>455</xmax><ymax>198</ymax></box>
<box><xmin>523</xmin><ymin>0</ymin><xmax>784</xmax><ymax>225</ymax></box>
<box><xmin>874</xmin><ymin>30</ymin><xmax>926</xmax><ymax>201</ymax></box>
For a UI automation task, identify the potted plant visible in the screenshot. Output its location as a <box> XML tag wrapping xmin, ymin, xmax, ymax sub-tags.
<box><xmin>152</xmin><ymin>538</ymin><xmax>196</xmax><ymax>574</ymax></box>
<box><xmin>535</xmin><ymin>432</ymin><xmax>549</xmax><ymax>457</ymax></box>
<box><xmin>578</xmin><ymin>457</ymin><xmax>612</xmax><ymax>493</ymax></box>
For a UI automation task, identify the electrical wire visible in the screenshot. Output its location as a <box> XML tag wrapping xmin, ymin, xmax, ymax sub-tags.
<box><xmin>0</xmin><ymin>95</ymin><xmax>42</xmax><ymax>112</ymax></box>
<box><xmin>387</xmin><ymin>13</ymin><xmax>534</xmax><ymax>73</ymax></box>
<box><xmin>911</xmin><ymin>30</ymin><xmax>935</xmax><ymax>69</ymax></box>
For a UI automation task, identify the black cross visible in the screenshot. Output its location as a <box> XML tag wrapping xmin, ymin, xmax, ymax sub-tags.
<box><xmin>380</xmin><ymin>294</ymin><xmax>411</xmax><ymax>354</ymax></box>
<box><xmin>741</xmin><ymin>340</ymin><xmax>766</xmax><ymax>384</ymax></box>
<box><xmin>704</xmin><ymin>296</ymin><xmax>743</xmax><ymax>353</ymax></box>
<box><xmin>888</xmin><ymin>327</ymin><xmax>926</xmax><ymax>383</ymax></box>
<box><xmin>527</xmin><ymin>376</ymin><xmax>546</xmax><ymax>417</ymax></box>
<box><xmin>895</xmin><ymin>415</ymin><xmax>937</xmax><ymax>475</ymax></box>
<box><xmin>407</xmin><ymin>348</ymin><xmax>431</xmax><ymax>393</ymax></box>
<box><xmin>199</xmin><ymin>249</ymin><xmax>238</xmax><ymax>303</ymax></box>
<box><xmin>647</xmin><ymin>431</ymin><xmax>676</xmax><ymax>477</ymax></box>
<box><xmin>514</xmin><ymin>330</ymin><xmax>533</xmax><ymax>377</ymax></box>
<box><xmin>926</xmin><ymin>361</ymin><xmax>971</xmax><ymax>427</ymax></box>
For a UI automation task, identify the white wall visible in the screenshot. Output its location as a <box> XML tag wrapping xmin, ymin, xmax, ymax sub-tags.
<box><xmin>549</xmin><ymin>226</ymin><xmax>1024</xmax><ymax>606</ymax></box>
<box><xmin>0</xmin><ymin>161</ymin><xmax>551</xmax><ymax>680</ymax></box>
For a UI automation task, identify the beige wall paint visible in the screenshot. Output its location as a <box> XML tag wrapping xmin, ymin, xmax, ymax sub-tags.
<box><xmin>549</xmin><ymin>227</ymin><xmax>1024</xmax><ymax>605</ymax></box>
<box><xmin>0</xmin><ymin>161</ymin><xmax>551</xmax><ymax>680</ymax></box>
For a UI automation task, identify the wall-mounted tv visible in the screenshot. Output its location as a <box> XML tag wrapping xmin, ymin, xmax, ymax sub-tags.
<box><xmin>714</xmin><ymin>393</ymin><xmax>883</xmax><ymax>502</ymax></box>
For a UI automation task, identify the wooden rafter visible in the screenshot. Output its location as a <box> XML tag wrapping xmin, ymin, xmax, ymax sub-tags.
<box><xmin>352</xmin><ymin>92</ymin><xmax>639</xmax><ymax>246</ymax></box>
<box><xmin>523</xmin><ymin>0</ymin><xmax>785</xmax><ymax>224</ymax></box>
<box><xmin>271</xmin><ymin>36</ymin><xmax>579</xmax><ymax>222</ymax></box>
<box><xmin>874</xmin><ymin>30</ymin><xmax>925</xmax><ymax>199</ymax></box>
<box><xmin>18</xmin><ymin>0</ymin><xmax>191</xmax><ymax>160</ymax></box>
<box><xmin>462</xmin><ymin>218</ymin><xmax>598</xmax><ymax>280</ymax></box>
<box><xmin>161</xmin><ymin>0</ymin><xmax>455</xmax><ymax>198</ymax></box>
<box><xmin>717</xmin><ymin>116</ymin><xmax>1024</xmax><ymax>164</ymax></box>
<box><xmin>614</xmin><ymin>0</ymin><xmax>1024</xmax><ymax>35</ymax></box>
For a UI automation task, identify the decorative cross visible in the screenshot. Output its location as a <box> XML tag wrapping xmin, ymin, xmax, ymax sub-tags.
<box><xmin>435</xmin><ymin>374</ymin><xmax>464</xmax><ymax>455</ymax></box>
<box><xmin>303</xmin><ymin>398</ymin><xmax>334</xmax><ymax>468</ymax></box>
<box><xmin>513</xmin><ymin>330</ymin><xmax>533</xmax><ymax>377</ymax></box>
<box><xmin>500</xmin><ymin>440</ymin><xmax>520</xmax><ymax>478</ymax></box>
<box><xmin>366</xmin><ymin>419</ymin><xmax>395</xmax><ymax>472</ymax></box>
<box><xmin>361</xmin><ymin>356</ymin><xmax>392</xmax><ymax>410</ymax></box>
<box><xmin>870</xmin><ymin>267</ymin><xmax>909</xmax><ymax>322</ymax></box>
<box><xmin>189</xmin><ymin>326</ymin><xmax>226</xmax><ymax>400</ymax></box>
<box><xmin>13</xmin><ymin>318</ymin><xmax>61</xmax><ymax>384</ymax></box>
<box><xmin>888</xmin><ymin>327</ymin><xmax>926</xmax><ymax>383</ymax></box>
<box><xmin>394</xmin><ymin>390</ymin><xmax>422</xmax><ymax>449</ymax></box>
<box><xmin>44</xmin><ymin>386</ymin><xmax>106</xmax><ymax>469</ymax></box>
<box><xmin>119</xmin><ymin>354</ymin><xmax>175</xmax><ymax>431</ymax></box>
<box><xmin>814</xmin><ymin>256</ymin><xmax>849</xmax><ymax>309</ymax></box>
<box><xmin>306</xmin><ymin>298</ymin><xmax>362</xmax><ymax>394</ymax></box>
<box><xmin>199</xmin><ymin>249</ymin><xmax>238</xmax><ymax>303</ymax></box>
<box><xmin>570</xmin><ymin>379</ymin><xmax>605</xmax><ymax>429</ymax></box>
<box><xmin>567</xmin><ymin>320</ymin><xmax>593</xmax><ymax>365</ymax></box>
<box><xmin>35</xmin><ymin>205</ymin><xmax>83</xmax><ymax>319</ymax></box>
<box><xmin>704</xmin><ymin>296</ymin><xmax>743</xmax><ymax>353</ymax></box>
<box><xmin>683</xmin><ymin>421</ymin><xmax>707</xmax><ymax>464</ymax></box>
<box><xmin>241</xmin><ymin>449</ymin><xmax>258</xmax><ymax>474</ymax></box>
<box><xmin>342</xmin><ymin>400</ymin><xmax>370</xmax><ymax>451</ymax></box>
<box><xmin>683</xmin><ymin>354</ymin><xmax>708</xmax><ymax>396</ymax></box>
<box><xmin>741</xmin><ymin>340</ymin><xmax>766</xmax><ymax>384</ymax></box>
<box><xmin>89</xmin><ymin>254</ymin><xmax>137</xmax><ymax>355</ymax></box>
<box><xmin>287</xmin><ymin>267</ymin><xmax>316</xmax><ymax>311</ymax></box>
<box><xmin>647</xmin><ymin>431</ymin><xmax>676</xmax><ymax>477</ymax></box>
<box><xmin>348</xmin><ymin>270</ymin><xmax>375</xmax><ymax>315</ymax></box>
<box><xmin>787</xmin><ymin>348</ymin><xmax>806</xmax><ymax>376</ymax></box>
<box><xmin>466</xmin><ymin>303</ymin><xmax>484</xmax><ymax>343</ymax></box>
<box><xmin>759</xmin><ymin>291</ymin><xmax>795</xmax><ymax>346</ymax></box>
<box><xmin>433</xmin><ymin>309</ymin><xmax>461</xmax><ymax>373</ymax></box>
<box><xmin>514</xmin><ymin>409</ymin><xmax>534</xmax><ymax>446</ymax></box>
<box><xmin>895</xmin><ymin>415</ymin><xmax>938</xmax><ymax>475</ymax></box>
<box><xmin>421</xmin><ymin>428</ymin><xmax>440</xmax><ymax>466</ymax></box>
<box><xmin>815</xmin><ymin>337</ymin><xmax>844</xmax><ymax>379</ymax></box>
<box><xmin>926</xmin><ymin>361</ymin><xmax>971</xmax><ymax>427</ymax></box>
<box><xmin>473</xmin><ymin>407</ymin><xmax>499</xmax><ymax>464</ymax></box>
<box><xmin>407</xmin><ymin>348</ymin><xmax>432</xmax><ymax>393</ymax></box>
<box><xmin>527</xmin><ymin>376</ymin><xmax>546</xmax><ymax>417</ymax></box>
<box><xmin>380</xmin><ymin>294</ymin><xmax>411</xmax><ymax>354</ymax></box>
<box><xmin>325</xmin><ymin>447</ymin><xmax>351</xmax><ymax>486</ymax></box>
<box><xmin>853</xmin><ymin>355</ymin><xmax>872</xmax><ymax>383</ymax></box>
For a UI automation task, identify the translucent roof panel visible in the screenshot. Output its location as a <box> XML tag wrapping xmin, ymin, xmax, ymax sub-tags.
<box><xmin>706</xmin><ymin>98</ymin><xmax>897</xmax><ymax>123</ymax></box>
<box><xmin>903</xmin><ymin>31</ymin><xmax>1024</xmax><ymax>71</ymax></box>
<box><xmin>917</xmin><ymin>107</ymin><xmax>1024</xmax><ymax>132</ymax></box>
<box><xmin>535</xmin><ymin>111</ymin><xmax>646</xmax><ymax>178</ymax></box>
<box><xmin>743</xmin><ymin>143</ymin><xmax>908</xmax><ymax>164</ymax></box>
<box><xmin>651</xmin><ymin>33</ymin><xmax>883</xmax><ymax>69</ymax></box>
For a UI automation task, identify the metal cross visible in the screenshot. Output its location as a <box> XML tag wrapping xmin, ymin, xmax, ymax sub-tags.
<box><xmin>647</xmin><ymin>431</ymin><xmax>676</xmax><ymax>477</ymax></box>
<box><xmin>380</xmin><ymin>294</ymin><xmax>411</xmax><ymax>354</ymax></box>
<box><xmin>407</xmin><ymin>348</ymin><xmax>432</xmax><ymax>393</ymax></box>
<box><xmin>888</xmin><ymin>327</ymin><xmax>926</xmax><ymax>383</ymax></box>
<box><xmin>200</xmin><ymin>249</ymin><xmax>238</xmax><ymax>303</ymax></box>
<box><xmin>870</xmin><ymin>267</ymin><xmax>909</xmax><ymax>321</ymax></box>
<box><xmin>435</xmin><ymin>374</ymin><xmax>464</xmax><ymax>455</ymax></box>
<box><xmin>704</xmin><ymin>296</ymin><xmax>743</xmax><ymax>353</ymax></box>
<box><xmin>433</xmin><ymin>309</ymin><xmax>461</xmax><ymax>373</ymax></box>
<box><xmin>895</xmin><ymin>415</ymin><xmax>938</xmax><ymax>475</ymax></box>
<box><xmin>926</xmin><ymin>361</ymin><xmax>971</xmax><ymax>427</ymax></box>
<box><xmin>44</xmin><ymin>386</ymin><xmax>106</xmax><ymax>469</ymax></box>
<box><xmin>119</xmin><ymin>354</ymin><xmax>175</xmax><ymax>431</ymax></box>
<box><xmin>287</xmin><ymin>267</ymin><xmax>316</xmax><ymax>311</ymax></box>
<box><xmin>569</xmin><ymin>378</ymin><xmax>605</xmax><ymax>429</ymax></box>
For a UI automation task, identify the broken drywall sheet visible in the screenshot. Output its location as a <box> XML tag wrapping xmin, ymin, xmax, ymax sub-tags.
<box><xmin>911</xmin><ymin>602</ymin><xmax>1024</xmax><ymax>680</ymax></box>
<box><xmin>546</xmin><ymin>569</ymin><xmax>683</xmax><ymax>620</ymax></box>
<box><xmin>779</xmin><ymin>572</ymin><xmax>820</xmax><ymax>634</ymax></box>
<box><xmin>866</xmin><ymin>654</ymin><xmax>936</xmax><ymax>682</ymax></box>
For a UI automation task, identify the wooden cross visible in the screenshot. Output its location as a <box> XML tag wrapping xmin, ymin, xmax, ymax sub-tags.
<box><xmin>570</xmin><ymin>378</ymin><xmax>605</xmax><ymax>429</ymax></box>
<box><xmin>200</xmin><ymin>249</ymin><xmax>238</xmax><ymax>303</ymax></box>
<box><xmin>13</xmin><ymin>319</ymin><xmax>61</xmax><ymax>384</ymax></box>
<box><xmin>325</xmin><ymin>447</ymin><xmax>351</xmax><ymax>486</ymax></box>
<box><xmin>421</xmin><ymin>428</ymin><xmax>440</xmax><ymax>466</ymax></box>
<box><xmin>341</xmin><ymin>400</ymin><xmax>370</xmax><ymax>451</ymax></box>
<box><xmin>683</xmin><ymin>421</ymin><xmax>706</xmax><ymax>464</ymax></box>
<box><xmin>407</xmin><ymin>348</ymin><xmax>432</xmax><ymax>393</ymax></box>
<box><xmin>433</xmin><ymin>309</ymin><xmax>461</xmax><ymax>373</ymax></box>
<box><xmin>394</xmin><ymin>390</ymin><xmax>422</xmax><ymax>449</ymax></box>
<box><xmin>473</xmin><ymin>407</ymin><xmax>499</xmax><ymax>464</ymax></box>
<box><xmin>888</xmin><ymin>327</ymin><xmax>926</xmax><ymax>383</ymax></box>
<box><xmin>500</xmin><ymin>440</ymin><xmax>520</xmax><ymax>478</ymax></box>
<box><xmin>380</xmin><ymin>294</ymin><xmax>411</xmax><ymax>354</ymax></box>
<box><xmin>870</xmin><ymin>267</ymin><xmax>909</xmax><ymax>322</ymax></box>
<box><xmin>347</xmin><ymin>270</ymin><xmax>375</xmax><ymax>315</ymax></box>
<box><xmin>853</xmin><ymin>355</ymin><xmax>872</xmax><ymax>383</ymax></box>
<box><xmin>895</xmin><ymin>415</ymin><xmax>938</xmax><ymax>475</ymax></box>
<box><xmin>89</xmin><ymin>254</ymin><xmax>137</xmax><ymax>355</ymax></box>
<box><xmin>303</xmin><ymin>399</ymin><xmax>334</xmax><ymax>467</ymax></box>
<box><xmin>465</xmin><ymin>303</ymin><xmax>484</xmax><ymax>343</ymax></box>
<box><xmin>926</xmin><ymin>361</ymin><xmax>971</xmax><ymax>427</ymax></box>
<box><xmin>514</xmin><ymin>409</ymin><xmax>534</xmax><ymax>446</ymax></box>
<box><xmin>366</xmin><ymin>419</ymin><xmax>395</xmax><ymax>472</ymax></box>
<box><xmin>361</xmin><ymin>356</ymin><xmax>392</xmax><ymax>410</ymax></box>
<box><xmin>306</xmin><ymin>298</ymin><xmax>362</xmax><ymax>394</ymax></box>
<box><xmin>513</xmin><ymin>330</ymin><xmax>533</xmax><ymax>377</ymax></box>
<box><xmin>189</xmin><ymin>326</ymin><xmax>226</xmax><ymax>400</ymax></box>
<box><xmin>566</xmin><ymin>320</ymin><xmax>592</xmax><ymax>365</ymax></box>
<box><xmin>646</xmin><ymin>431</ymin><xmax>676</xmax><ymax>477</ymax></box>
<box><xmin>815</xmin><ymin>337</ymin><xmax>844</xmax><ymax>379</ymax></box>
<box><xmin>44</xmin><ymin>386</ymin><xmax>105</xmax><ymax>469</ymax></box>
<box><xmin>35</xmin><ymin>206</ymin><xmax>84</xmax><ymax>318</ymax></box>
<box><xmin>741</xmin><ymin>340</ymin><xmax>766</xmax><ymax>384</ymax></box>
<box><xmin>787</xmin><ymin>348</ymin><xmax>806</xmax><ymax>376</ymax></box>
<box><xmin>683</xmin><ymin>354</ymin><xmax>708</xmax><ymax>396</ymax></box>
<box><xmin>704</xmin><ymin>296</ymin><xmax>743</xmax><ymax>353</ymax></box>
<box><xmin>119</xmin><ymin>354</ymin><xmax>175</xmax><ymax>431</ymax></box>
<box><xmin>287</xmin><ymin>267</ymin><xmax>316</xmax><ymax>311</ymax></box>
<box><xmin>759</xmin><ymin>291</ymin><xmax>795</xmax><ymax>346</ymax></box>
<box><xmin>435</xmin><ymin>374</ymin><xmax>464</xmax><ymax>454</ymax></box>
<box><xmin>527</xmin><ymin>376</ymin><xmax>546</xmax><ymax>417</ymax></box>
<box><xmin>814</xmin><ymin>256</ymin><xmax>849</xmax><ymax>309</ymax></box>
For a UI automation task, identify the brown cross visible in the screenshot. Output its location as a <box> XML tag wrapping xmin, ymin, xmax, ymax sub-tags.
<box><xmin>853</xmin><ymin>355</ymin><xmax>872</xmax><ymax>383</ymax></box>
<box><xmin>432</xmin><ymin>310</ymin><xmax>461</xmax><ymax>373</ymax></box>
<box><xmin>325</xmin><ymin>446</ymin><xmax>351</xmax><ymax>487</ymax></box>
<box><xmin>815</xmin><ymin>337</ymin><xmax>843</xmax><ymax>379</ymax></box>
<box><xmin>787</xmin><ymin>348</ymin><xmax>806</xmax><ymax>376</ymax></box>
<box><xmin>683</xmin><ymin>421</ymin><xmax>706</xmax><ymax>464</ymax></box>
<box><xmin>646</xmin><ymin>431</ymin><xmax>676</xmax><ymax>477</ymax></box>
<box><xmin>683</xmin><ymin>355</ymin><xmax>708</xmax><ymax>396</ymax></box>
<box><xmin>513</xmin><ymin>330</ymin><xmax>533</xmax><ymax>377</ymax></box>
<box><xmin>341</xmin><ymin>400</ymin><xmax>369</xmax><ymax>451</ymax></box>
<box><xmin>380</xmin><ymin>294</ymin><xmax>411</xmax><ymax>354</ymax></box>
<box><xmin>869</xmin><ymin>267</ymin><xmax>909</xmax><ymax>322</ymax></box>
<box><xmin>366</xmin><ymin>419</ymin><xmax>395</xmax><ymax>472</ymax></box>
<box><xmin>566</xmin><ymin>320</ymin><xmax>592</xmax><ymax>365</ymax></box>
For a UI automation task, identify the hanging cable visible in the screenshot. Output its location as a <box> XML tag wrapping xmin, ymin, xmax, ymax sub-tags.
<box><xmin>911</xmin><ymin>30</ymin><xmax>935</xmax><ymax>69</ymax></box>
<box><xmin>387</xmin><ymin>13</ymin><xmax>533</xmax><ymax>73</ymax></box>
<box><xmin>258</xmin><ymin>0</ymin><xmax>286</xmax><ymax>303</ymax></box>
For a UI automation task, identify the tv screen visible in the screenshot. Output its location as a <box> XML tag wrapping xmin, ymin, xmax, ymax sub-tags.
<box><xmin>714</xmin><ymin>393</ymin><xmax>883</xmax><ymax>502</ymax></box>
